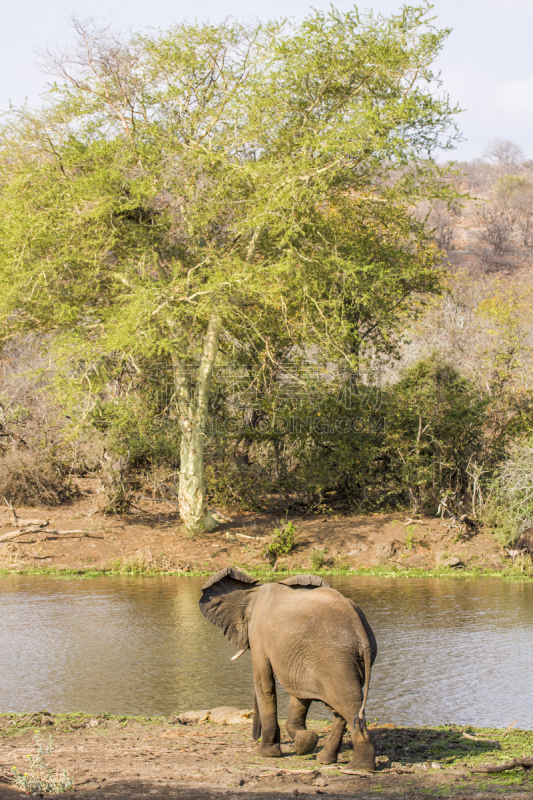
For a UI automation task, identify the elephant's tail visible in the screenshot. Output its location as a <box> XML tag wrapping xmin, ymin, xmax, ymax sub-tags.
<box><xmin>357</xmin><ymin>646</ymin><xmax>372</xmax><ymax>724</ymax></box>
<box><xmin>252</xmin><ymin>692</ymin><xmax>261</xmax><ymax>741</ymax></box>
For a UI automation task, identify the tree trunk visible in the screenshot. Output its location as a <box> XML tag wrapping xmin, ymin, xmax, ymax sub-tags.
<box><xmin>172</xmin><ymin>313</ymin><xmax>221</xmax><ymax>533</ymax></box>
<box><xmin>178</xmin><ymin>420</ymin><xmax>217</xmax><ymax>532</ymax></box>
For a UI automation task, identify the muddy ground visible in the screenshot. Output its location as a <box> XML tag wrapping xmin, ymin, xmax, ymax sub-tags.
<box><xmin>1</xmin><ymin>713</ymin><xmax>532</xmax><ymax>800</ymax></box>
<box><xmin>0</xmin><ymin>488</ymin><xmax>514</xmax><ymax>575</ymax></box>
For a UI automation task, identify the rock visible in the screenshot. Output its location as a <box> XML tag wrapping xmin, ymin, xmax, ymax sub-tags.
<box><xmin>177</xmin><ymin>707</ymin><xmax>252</xmax><ymax>725</ymax></box>
<box><xmin>431</xmin><ymin>762</ymin><xmax>441</xmax><ymax>770</ymax></box>
<box><xmin>208</xmin><ymin>706</ymin><xmax>253</xmax><ymax>724</ymax></box>
<box><xmin>176</xmin><ymin>709</ymin><xmax>211</xmax><ymax>724</ymax></box>
<box><xmin>445</xmin><ymin>556</ymin><xmax>463</xmax><ymax>568</ymax></box>
<box><xmin>372</xmin><ymin>541</ymin><xmax>400</xmax><ymax>565</ymax></box>
<box><xmin>347</xmin><ymin>542</ymin><xmax>369</xmax><ymax>557</ymax></box>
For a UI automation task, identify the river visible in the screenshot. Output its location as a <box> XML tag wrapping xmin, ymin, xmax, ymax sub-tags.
<box><xmin>0</xmin><ymin>574</ymin><xmax>531</xmax><ymax>728</ymax></box>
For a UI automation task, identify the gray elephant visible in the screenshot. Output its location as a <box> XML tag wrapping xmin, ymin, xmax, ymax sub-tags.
<box><xmin>199</xmin><ymin>567</ymin><xmax>377</xmax><ymax>771</ymax></box>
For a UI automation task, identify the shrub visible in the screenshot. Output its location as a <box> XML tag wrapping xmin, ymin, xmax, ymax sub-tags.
<box><xmin>0</xmin><ymin>451</ymin><xmax>73</xmax><ymax>507</ymax></box>
<box><xmin>311</xmin><ymin>547</ymin><xmax>326</xmax><ymax>570</ymax></box>
<box><xmin>382</xmin><ymin>354</ymin><xmax>487</xmax><ymax>513</ymax></box>
<box><xmin>11</xmin><ymin>731</ymin><xmax>74</xmax><ymax>795</ymax></box>
<box><xmin>264</xmin><ymin>521</ymin><xmax>296</xmax><ymax>565</ymax></box>
<box><xmin>482</xmin><ymin>442</ymin><xmax>533</xmax><ymax>548</ymax></box>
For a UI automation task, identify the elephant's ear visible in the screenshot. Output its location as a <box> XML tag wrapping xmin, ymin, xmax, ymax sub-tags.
<box><xmin>199</xmin><ymin>567</ymin><xmax>261</xmax><ymax>649</ymax></box>
<box><xmin>278</xmin><ymin>574</ymin><xmax>330</xmax><ymax>589</ymax></box>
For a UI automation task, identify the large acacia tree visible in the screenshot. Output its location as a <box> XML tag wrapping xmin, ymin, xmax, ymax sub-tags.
<box><xmin>0</xmin><ymin>4</ymin><xmax>459</xmax><ymax>531</ymax></box>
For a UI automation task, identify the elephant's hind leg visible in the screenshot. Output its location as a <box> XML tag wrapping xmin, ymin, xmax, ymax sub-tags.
<box><xmin>253</xmin><ymin>659</ymin><xmax>282</xmax><ymax>758</ymax></box>
<box><xmin>286</xmin><ymin>696</ymin><xmax>318</xmax><ymax>755</ymax></box>
<box><xmin>316</xmin><ymin>711</ymin><xmax>346</xmax><ymax>765</ymax></box>
<box><xmin>327</xmin><ymin>698</ymin><xmax>375</xmax><ymax>772</ymax></box>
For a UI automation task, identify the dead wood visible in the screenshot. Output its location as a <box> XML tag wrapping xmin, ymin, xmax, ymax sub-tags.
<box><xmin>1</xmin><ymin>528</ymin><xmax>104</xmax><ymax>544</ymax></box>
<box><xmin>462</xmin><ymin>732</ymin><xmax>500</xmax><ymax>743</ymax></box>
<box><xmin>16</xmin><ymin>712</ymin><xmax>39</xmax><ymax>728</ymax></box>
<box><xmin>0</xmin><ymin>523</ymin><xmax>48</xmax><ymax>542</ymax></box>
<box><xmin>2</xmin><ymin>498</ymin><xmax>18</xmax><ymax>526</ymax></box>
<box><xmin>502</xmin><ymin>719</ymin><xmax>518</xmax><ymax>737</ymax></box>
<box><xmin>470</xmin><ymin>757</ymin><xmax>533</xmax><ymax>773</ymax></box>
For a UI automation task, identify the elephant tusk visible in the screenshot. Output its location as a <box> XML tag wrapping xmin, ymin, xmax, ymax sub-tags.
<box><xmin>230</xmin><ymin>647</ymin><xmax>248</xmax><ymax>661</ymax></box>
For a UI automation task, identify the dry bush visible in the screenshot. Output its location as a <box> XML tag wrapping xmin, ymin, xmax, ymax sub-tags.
<box><xmin>458</xmin><ymin>159</ymin><xmax>496</xmax><ymax>192</ymax></box>
<box><xmin>95</xmin><ymin>452</ymin><xmax>133</xmax><ymax>514</ymax></box>
<box><xmin>0</xmin><ymin>542</ymin><xmax>26</xmax><ymax>570</ymax></box>
<box><xmin>389</xmin><ymin>271</ymin><xmax>533</xmax><ymax>392</ymax></box>
<box><xmin>483</xmin><ymin>138</ymin><xmax>525</xmax><ymax>174</ymax></box>
<box><xmin>494</xmin><ymin>175</ymin><xmax>533</xmax><ymax>249</ymax></box>
<box><xmin>0</xmin><ymin>451</ymin><xmax>73</xmax><ymax>507</ymax></box>
<box><xmin>477</xmin><ymin>201</ymin><xmax>515</xmax><ymax>254</ymax></box>
<box><xmin>483</xmin><ymin>443</ymin><xmax>533</xmax><ymax>548</ymax></box>
<box><xmin>415</xmin><ymin>199</ymin><xmax>460</xmax><ymax>252</ymax></box>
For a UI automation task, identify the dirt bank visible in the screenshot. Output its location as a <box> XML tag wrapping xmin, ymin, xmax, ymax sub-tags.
<box><xmin>0</xmin><ymin>491</ymin><xmax>522</xmax><ymax>577</ymax></box>
<box><xmin>1</xmin><ymin>713</ymin><xmax>532</xmax><ymax>800</ymax></box>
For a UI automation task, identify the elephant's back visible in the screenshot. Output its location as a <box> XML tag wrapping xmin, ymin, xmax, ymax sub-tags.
<box><xmin>251</xmin><ymin>584</ymin><xmax>363</xmax><ymax>650</ymax></box>
<box><xmin>250</xmin><ymin>584</ymin><xmax>366</xmax><ymax>699</ymax></box>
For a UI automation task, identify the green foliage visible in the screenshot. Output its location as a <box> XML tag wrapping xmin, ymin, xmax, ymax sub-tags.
<box><xmin>495</xmin><ymin>174</ymin><xmax>531</xmax><ymax>203</ymax></box>
<box><xmin>311</xmin><ymin>548</ymin><xmax>327</xmax><ymax>571</ymax></box>
<box><xmin>382</xmin><ymin>354</ymin><xmax>488</xmax><ymax>511</ymax></box>
<box><xmin>0</xmin><ymin>7</ymin><xmax>458</xmax><ymax>494</ymax></box>
<box><xmin>264</xmin><ymin>521</ymin><xmax>297</xmax><ymax>565</ymax></box>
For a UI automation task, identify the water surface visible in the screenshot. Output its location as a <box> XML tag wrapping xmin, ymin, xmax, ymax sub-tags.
<box><xmin>0</xmin><ymin>575</ymin><xmax>530</xmax><ymax>728</ymax></box>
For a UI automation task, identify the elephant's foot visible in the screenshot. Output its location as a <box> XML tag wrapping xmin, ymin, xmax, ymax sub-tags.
<box><xmin>294</xmin><ymin>730</ymin><xmax>318</xmax><ymax>755</ymax></box>
<box><xmin>345</xmin><ymin>754</ymin><xmax>376</xmax><ymax>773</ymax></box>
<box><xmin>257</xmin><ymin>742</ymin><xmax>283</xmax><ymax>758</ymax></box>
<box><xmin>316</xmin><ymin>748</ymin><xmax>338</xmax><ymax>765</ymax></box>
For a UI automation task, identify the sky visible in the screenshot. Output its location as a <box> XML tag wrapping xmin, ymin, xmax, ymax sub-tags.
<box><xmin>1</xmin><ymin>0</ymin><xmax>533</xmax><ymax>162</ymax></box>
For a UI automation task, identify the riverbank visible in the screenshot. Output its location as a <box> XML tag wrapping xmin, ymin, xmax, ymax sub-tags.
<box><xmin>1</xmin><ymin>497</ymin><xmax>531</xmax><ymax>580</ymax></box>
<box><xmin>1</xmin><ymin>712</ymin><xmax>532</xmax><ymax>799</ymax></box>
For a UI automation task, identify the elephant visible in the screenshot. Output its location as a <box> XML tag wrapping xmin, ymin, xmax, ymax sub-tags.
<box><xmin>199</xmin><ymin>567</ymin><xmax>377</xmax><ymax>772</ymax></box>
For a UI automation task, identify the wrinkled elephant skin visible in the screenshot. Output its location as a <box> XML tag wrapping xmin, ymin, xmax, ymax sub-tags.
<box><xmin>199</xmin><ymin>568</ymin><xmax>377</xmax><ymax>771</ymax></box>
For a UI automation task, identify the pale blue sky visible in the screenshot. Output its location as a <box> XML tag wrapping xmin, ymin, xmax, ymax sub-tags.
<box><xmin>2</xmin><ymin>1</ymin><xmax>533</xmax><ymax>162</ymax></box>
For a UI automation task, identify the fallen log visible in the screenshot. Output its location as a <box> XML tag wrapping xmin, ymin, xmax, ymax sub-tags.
<box><xmin>0</xmin><ymin>518</ymin><xmax>48</xmax><ymax>529</ymax></box>
<box><xmin>0</xmin><ymin>524</ymin><xmax>48</xmax><ymax>542</ymax></box>
<box><xmin>1</xmin><ymin>529</ymin><xmax>103</xmax><ymax>544</ymax></box>
<box><xmin>470</xmin><ymin>757</ymin><xmax>533</xmax><ymax>773</ymax></box>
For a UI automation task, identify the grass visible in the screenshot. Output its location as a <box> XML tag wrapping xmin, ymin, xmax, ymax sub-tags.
<box><xmin>1</xmin><ymin>561</ymin><xmax>533</xmax><ymax>582</ymax></box>
<box><xmin>369</xmin><ymin>722</ymin><xmax>533</xmax><ymax>789</ymax></box>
